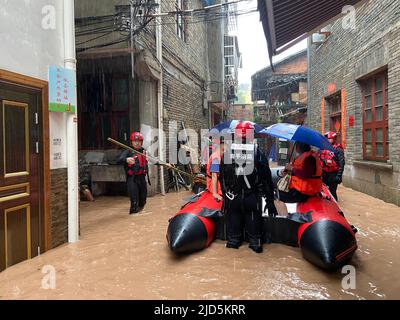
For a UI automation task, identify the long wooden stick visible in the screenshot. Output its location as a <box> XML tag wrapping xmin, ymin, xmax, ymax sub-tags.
<box><xmin>107</xmin><ymin>137</ymin><xmax>206</xmax><ymax>184</ymax></box>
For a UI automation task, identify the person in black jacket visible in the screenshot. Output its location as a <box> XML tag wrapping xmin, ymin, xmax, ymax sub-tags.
<box><xmin>218</xmin><ymin>122</ymin><xmax>278</xmax><ymax>253</ymax></box>
<box><xmin>118</xmin><ymin>132</ymin><xmax>149</xmax><ymax>214</ymax></box>
<box><xmin>321</xmin><ymin>131</ymin><xmax>345</xmax><ymax>201</ymax></box>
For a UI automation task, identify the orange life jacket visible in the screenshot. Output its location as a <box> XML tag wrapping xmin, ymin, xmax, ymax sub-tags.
<box><xmin>289</xmin><ymin>151</ymin><xmax>322</xmax><ymax>196</ymax></box>
<box><xmin>206</xmin><ymin>151</ymin><xmax>222</xmax><ymax>195</ymax></box>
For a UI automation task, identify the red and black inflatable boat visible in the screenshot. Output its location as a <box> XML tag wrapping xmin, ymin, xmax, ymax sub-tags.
<box><xmin>167</xmin><ymin>177</ymin><xmax>357</xmax><ymax>271</ymax></box>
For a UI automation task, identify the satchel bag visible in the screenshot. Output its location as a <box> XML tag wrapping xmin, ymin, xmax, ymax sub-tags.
<box><xmin>277</xmin><ymin>173</ymin><xmax>292</xmax><ymax>193</ymax></box>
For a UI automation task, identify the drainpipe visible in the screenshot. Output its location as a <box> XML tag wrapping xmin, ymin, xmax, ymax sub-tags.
<box><xmin>156</xmin><ymin>0</ymin><xmax>165</xmax><ymax>195</ymax></box>
<box><xmin>306</xmin><ymin>36</ymin><xmax>311</xmax><ymax>127</ymax></box>
<box><xmin>64</xmin><ymin>0</ymin><xmax>79</xmax><ymax>243</ymax></box>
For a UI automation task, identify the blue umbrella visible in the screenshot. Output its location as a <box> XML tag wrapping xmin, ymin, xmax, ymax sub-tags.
<box><xmin>260</xmin><ymin>123</ymin><xmax>335</xmax><ymax>151</ymax></box>
<box><xmin>209</xmin><ymin>120</ymin><xmax>264</xmax><ymax>135</ymax></box>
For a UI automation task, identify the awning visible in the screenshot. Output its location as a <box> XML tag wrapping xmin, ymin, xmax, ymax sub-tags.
<box><xmin>258</xmin><ymin>0</ymin><xmax>366</xmax><ymax>66</ymax></box>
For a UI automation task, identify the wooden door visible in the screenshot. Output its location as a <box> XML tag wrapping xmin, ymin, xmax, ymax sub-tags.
<box><xmin>328</xmin><ymin>92</ymin><xmax>343</xmax><ymax>145</ymax></box>
<box><xmin>0</xmin><ymin>81</ymin><xmax>43</xmax><ymax>271</ymax></box>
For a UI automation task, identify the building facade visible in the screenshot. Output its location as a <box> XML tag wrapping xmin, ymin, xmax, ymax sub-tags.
<box><xmin>251</xmin><ymin>49</ymin><xmax>308</xmax><ymax>127</ymax></box>
<box><xmin>75</xmin><ymin>0</ymin><xmax>227</xmax><ymax>194</ymax></box>
<box><xmin>224</xmin><ymin>35</ymin><xmax>242</xmax><ymax>103</ymax></box>
<box><xmin>0</xmin><ymin>0</ymin><xmax>76</xmax><ymax>271</ymax></box>
<box><xmin>308</xmin><ymin>0</ymin><xmax>400</xmax><ymax>205</ymax></box>
<box><xmin>251</xmin><ymin>50</ymin><xmax>308</xmax><ymax>160</ymax></box>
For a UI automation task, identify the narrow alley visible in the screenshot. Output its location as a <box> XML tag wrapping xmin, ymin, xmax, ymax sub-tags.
<box><xmin>1</xmin><ymin>186</ymin><xmax>399</xmax><ymax>300</ymax></box>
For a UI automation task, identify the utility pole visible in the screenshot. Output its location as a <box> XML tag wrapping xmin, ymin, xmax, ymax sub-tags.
<box><xmin>156</xmin><ymin>0</ymin><xmax>165</xmax><ymax>195</ymax></box>
<box><xmin>130</xmin><ymin>2</ymin><xmax>135</xmax><ymax>80</ymax></box>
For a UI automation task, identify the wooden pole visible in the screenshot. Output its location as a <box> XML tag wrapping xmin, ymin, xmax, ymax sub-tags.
<box><xmin>107</xmin><ymin>137</ymin><xmax>206</xmax><ymax>184</ymax></box>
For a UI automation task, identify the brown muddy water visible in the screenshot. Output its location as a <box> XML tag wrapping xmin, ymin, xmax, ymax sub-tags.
<box><xmin>0</xmin><ymin>185</ymin><xmax>399</xmax><ymax>300</ymax></box>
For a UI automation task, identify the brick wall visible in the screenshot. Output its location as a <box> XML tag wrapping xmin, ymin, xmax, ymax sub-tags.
<box><xmin>274</xmin><ymin>54</ymin><xmax>308</xmax><ymax>75</ymax></box>
<box><xmin>251</xmin><ymin>50</ymin><xmax>307</xmax><ymax>102</ymax></box>
<box><xmin>230</xmin><ymin>104</ymin><xmax>254</xmax><ymax>121</ymax></box>
<box><xmin>161</xmin><ymin>0</ymin><xmax>211</xmax><ymax>164</ymax></box>
<box><xmin>308</xmin><ymin>0</ymin><xmax>400</xmax><ymax>205</ymax></box>
<box><xmin>50</xmin><ymin>169</ymin><xmax>69</xmax><ymax>248</ymax></box>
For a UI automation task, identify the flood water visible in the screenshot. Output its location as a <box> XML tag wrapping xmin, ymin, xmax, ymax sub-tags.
<box><xmin>0</xmin><ymin>185</ymin><xmax>399</xmax><ymax>300</ymax></box>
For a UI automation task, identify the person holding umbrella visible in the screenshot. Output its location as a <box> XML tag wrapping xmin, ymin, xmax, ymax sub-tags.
<box><xmin>277</xmin><ymin>142</ymin><xmax>323</xmax><ymax>203</ymax></box>
<box><xmin>261</xmin><ymin>123</ymin><xmax>333</xmax><ymax>203</ymax></box>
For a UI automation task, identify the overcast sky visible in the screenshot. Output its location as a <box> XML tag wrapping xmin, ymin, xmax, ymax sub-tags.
<box><xmin>231</xmin><ymin>0</ymin><xmax>307</xmax><ymax>85</ymax></box>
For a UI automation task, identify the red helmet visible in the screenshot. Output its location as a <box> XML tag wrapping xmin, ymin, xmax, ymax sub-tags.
<box><xmin>235</xmin><ymin>121</ymin><xmax>254</xmax><ymax>139</ymax></box>
<box><xmin>130</xmin><ymin>132</ymin><xmax>143</xmax><ymax>141</ymax></box>
<box><xmin>324</xmin><ymin>131</ymin><xmax>337</xmax><ymax>140</ymax></box>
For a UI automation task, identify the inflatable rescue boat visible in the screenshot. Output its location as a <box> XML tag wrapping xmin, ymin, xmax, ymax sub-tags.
<box><xmin>167</xmin><ymin>170</ymin><xmax>357</xmax><ymax>271</ymax></box>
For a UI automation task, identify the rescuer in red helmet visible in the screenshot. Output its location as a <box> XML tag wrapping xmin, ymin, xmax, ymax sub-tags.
<box><xmin>320</xmin><ymin>131</ymin><xmax>345</xmax><ymax>201</ymax></box>
<box><xmin>118</xmin><ymin>131</ymin><xmax>149</xmax><ymax>214</ymax></box>
<box><xmin>217</xmin><ymin>121</ymin><xmax>277</xmax><ymax>253</ymax></box>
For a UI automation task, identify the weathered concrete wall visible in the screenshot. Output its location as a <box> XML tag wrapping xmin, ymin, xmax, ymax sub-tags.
<box><xmin>1</xmin><ymin>0</ymin><xmax>72</xmax><ymax>247</ymax></box>
<box><xmin>0</xmin><ymin>0</ymin><xmax>65</xmax><ymax>81</ymax></box>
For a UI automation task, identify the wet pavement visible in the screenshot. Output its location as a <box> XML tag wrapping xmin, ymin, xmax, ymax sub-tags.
<box><xmin>0</xmin><ymin>185</ymin><xmax>400</xmax><ymax>300</ymax></box>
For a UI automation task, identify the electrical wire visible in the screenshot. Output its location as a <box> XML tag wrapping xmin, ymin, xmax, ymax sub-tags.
<box><xmin>76</xmin><ymin>31</ymin><xmax>115</xmax><ymax>46</ymax></box>
<box><xmin>138</xmin><ymin>34</ymin><xmax>206</xmax><ymax>91</ymax></box>
<box><xmin>75</xmin><ymin>1</ymin><xmax>256</xmax><ymax>63</ymax></box>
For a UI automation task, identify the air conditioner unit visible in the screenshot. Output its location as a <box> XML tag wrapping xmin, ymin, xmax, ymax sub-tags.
<box><xmin>311</xmin><ymin>33</ymin><xmax>327</xmax><ymax>45</ymax></box>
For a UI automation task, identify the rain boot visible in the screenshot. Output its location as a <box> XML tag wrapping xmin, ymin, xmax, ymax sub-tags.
<box><xmin>226</xmin><ymin>199</ymin><xmax>243</xmax><ymax>249</ymax></box>
<box><xmin>248</xmin><ymin>236</ymin><xmax>263</xmax><ymax>253</ymax></box>
<box><xmin>245</xmin><ymin>207</ymin><xmax>263</xmax><ymax>253</ymax></box>
<box><xmin>226</xmin><ymin>235</ymin><xmax>242</xmax><ymax>249</ymax></box>
<box><xmin>130</xmin><ymin>202</ymin><xmax>139</xmax><ymax>214</ymax></box>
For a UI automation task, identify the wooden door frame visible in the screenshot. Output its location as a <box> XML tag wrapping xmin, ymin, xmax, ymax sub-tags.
<box><xmin>0</xmin><ymin>69</ymin><xmax>51</xmax><ymax>252</ymax></box>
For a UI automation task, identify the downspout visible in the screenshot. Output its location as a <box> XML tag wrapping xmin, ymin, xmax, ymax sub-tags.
<box><xmin>306</xmin><ymin>36</ymin><xmax>311</xmax><ymax>127</ymax></box>
<box><xmin>156</xmin><ymin>0</ymin><xmax>165</xmax><ymax>195</ymax></box>
<box><xmin>64</xmin><ymin>0</ymin><xmax>79</xmax><ymax>242</ymax></box>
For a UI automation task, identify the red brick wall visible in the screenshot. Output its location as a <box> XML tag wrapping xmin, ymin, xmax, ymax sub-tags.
<box><xmin>274</xmin><ymin>55</ymin><xmax>308</xmax><ymax>74</ymax></box>
<box><xmin>230</xmin><ymin>104</ymin><xmax>254</xmax><ymax>121</ymax></box>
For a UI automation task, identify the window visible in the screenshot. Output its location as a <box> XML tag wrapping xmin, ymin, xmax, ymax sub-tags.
<box><xmin>176</xmin><ymin>0</ymin><xmax>187</xmax><ymax>42</ymax></box>
<box><xmin>225</xmin><ymin>47</ymin><xmax>234</xmax><ymax>56</ymax></box>
<box><xmin>225</xmin><ymin>56</ymin><xmax>234</xmax><ymax>66</ymax></box>
<box><xmin>361</xmin><ymin>71</ymin><xmax>389</xmax><ymax>161</ymax></box>
<box><xmin>78</xmin><ymin>74</ymin><xmax>130</xmax><ymax>150</ymax></box>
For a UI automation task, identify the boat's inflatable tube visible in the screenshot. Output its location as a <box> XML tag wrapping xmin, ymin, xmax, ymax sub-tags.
<box><xmin>266</xmin><ymin>167</ymin><xmax>357</xmax><ymax>270</ymax></box>
<box><xmin>296</xmin><ymin>186</ymin><xmax>357</xmax><ymax>271</ymax></box>
<box><xmin>166</xmin><ymin>191</ymin><xmax>221</xmax><ymax>253</ymax></box>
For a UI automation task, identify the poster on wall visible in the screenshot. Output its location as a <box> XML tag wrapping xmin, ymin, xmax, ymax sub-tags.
<box><xmin>48</xmin><ymin>66</ymin><xmax>76</xmax><ymax>113</ymax></box>
<box><xmin>49</xmin><ymin>112</ymin><xmax>67</xmax><ymax>169</ymax></box>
